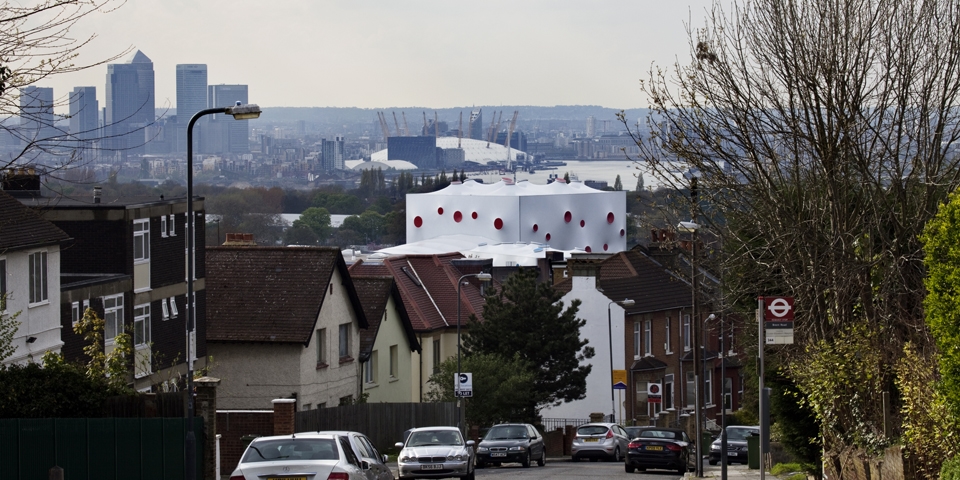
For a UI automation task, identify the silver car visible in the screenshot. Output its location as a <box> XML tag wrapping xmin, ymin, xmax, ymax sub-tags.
<box><xmin>317</xmin><ymin>430</ymin><xmax>396</xmax><ymax>480</ymax></box>
<box><xmin>570</xmin><ymin>422</ymin><xmax>631</xmax><ymax>462</ymax></box>
<box><xmin>394</xmin><ymin>426</ymin><xmax>476</xmax><ymax>480</ymax></box>
<box><xmin>229</xmin><ymin>432</ymin><xmax>367</xmax><ymax>480</ymax></box>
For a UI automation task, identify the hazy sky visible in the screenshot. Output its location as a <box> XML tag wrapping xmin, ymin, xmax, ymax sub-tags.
<box><xmin>41</xmin><ymin>0</ymin><xmax>716</xmax><ymax>112</ymax></box>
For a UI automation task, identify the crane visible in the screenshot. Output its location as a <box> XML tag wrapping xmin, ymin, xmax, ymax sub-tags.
<box><xmin>434</xmin><ymin>111</ymin><xmax>439</xmax><ymax>138</ymax></box>
<box><xmin>402</xmin><ymin>112</ymin><xmax>410</xmax><ymax>137</ymax></box>
<box><xmin>486</xmin><ymin>110</ymin><xmax>502</xmax><ymax>147</ymax></box>
<box><xmin>504</xmin><ymin>110</ymin><xmax>519</xmax><ymax>165</ymax></box>
<box><xmin>377</xmin><ymin>112</ymin><xmax>390</xmax><ymax>142</ymax></box>
<box><xmin>458</xmin><ymin>111</ymin><xmax>463</xmax><ymax>148</ymax></box>
<box><xmin>423</xmin><ymin>111</ymin><xmax>428</xmax><ymax>136</ymax></box>
<box><xmin>467</xmin><ymin>110</ymin><xmax>475</xmax><ymax>143</ymax></box>
<box><xmin>392</xmin><ymin>112</ymin><xmax>402</xmax><ymax>139</ymax></box>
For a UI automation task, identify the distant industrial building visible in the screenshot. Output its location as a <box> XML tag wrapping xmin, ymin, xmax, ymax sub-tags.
<box><xmin>495</xmin><ymin>131</ymin><xmax>527</xmax><ymax>153</ymax></box>
<box><xmin>374</xmin><ymin>137</ymin><xmax>528</xmax><ymax>167</ymax></box>
<box><xmin>469</xmin><ymin>109</ymin><xmax>484</xmax><ymax>140</ymax></box>
<box><xmin>105</xmin><ymin>50</ymin><xmax>155</xmax><ymax>156</ymax></box>
<box><xmin>387</xmin><ymin>136</ymin><xmax>438</xmax><ymax>169</ymax></box>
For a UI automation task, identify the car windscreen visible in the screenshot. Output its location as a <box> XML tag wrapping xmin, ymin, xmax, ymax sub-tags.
<box><xmin>638</xmin><ymin>430</ymin><xmax>678</xmax><ymax>440</ymax></box>
<box><xmin>726</xmin><ymin>427</ymin><xmax>758</xmax><ymax>441</ymax></box>
<box><xmin>407</xmin><ymin>430</ymin><xmax>463</xmax><ymax>446</ymax></box>
<box><xmin>485</xmin><ymin>426</ymin><xmax>528</xmax><ymax>440</ymax></box>
<box><xmin>241</xmin><ymin>438</ymin><xmax>339</xmax><ymax>463</ymax></box>
<box><xmin>624</xmin><ymin>427</ymin><xmax>643</xmax><ymax>438</ymax></box>
<box><xmin>577</xmin><ymin>425</ymin><xmax>610</xmax><ymax>436</ymax></box>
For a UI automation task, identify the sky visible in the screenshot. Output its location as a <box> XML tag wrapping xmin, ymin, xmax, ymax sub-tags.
<box><xmin>37</xmin><ymin>0</ymin><xmax>716</xmax><ymax>112</ymax></box>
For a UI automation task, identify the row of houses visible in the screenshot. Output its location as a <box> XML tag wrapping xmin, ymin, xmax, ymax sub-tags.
<box><xmin>2</xmin><ymin>169</ymin><xmax>744</xmax><ymax>429</ymax></box>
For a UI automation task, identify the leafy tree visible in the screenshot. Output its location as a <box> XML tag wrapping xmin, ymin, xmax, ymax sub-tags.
<box><xmin>426</xmin><ymin>353</ymin><xmax>537</xmax><ymax>426</ymax></box>
<box><xmin>0</xmin><ymin>293</ymin><xmax>20</xmax><ymax>361</ymax></box>
<box><xmin>70</xmin><ymin>307</ymin><xmax>134</xmax><ymax>392</ymax></box>
<box><xmin>341</xmin><ymin>210</ymin><xmax>386</xmax><ymax>243</ymax></box>
<box><xmin>0</xmin><ymin>361</ymin><xmax>123</xmax><ymax>418</ymax></box>
<box><xmin>626</xmin><ymin>0</ymin><xmax>960</xmax><ymax>456</ymax></box>
<box><xmin>464</xmin><ymin>269</ymin><xmax>594</xmax><ymax>417</ymax></box>
<box><xmin>284</xmin><ymin>223</ymin><xmax>320</xmax><ymax>246</ymax></box>
<box><xmin>635</xmin><ymin>173</ymin><xmax>644</xmax><ymax>192</ymax></box>
<box><xmin>613</xmin><ymin>174</ymin><xmax>623</xmax><ymax>191</ymax></box>
<box><xmin>295</xmin><ymin>207</ymin><xmax>332</xmax><ymax>240</ymax></box>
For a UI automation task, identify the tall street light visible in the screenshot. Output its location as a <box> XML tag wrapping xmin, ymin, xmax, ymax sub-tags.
<box><xmin>678</xmin><ymin>219</ymin><xmax>703</xmax><ymax>477</ymax></box>
<box><xmin>185</xmin><ymin>102</ymin><xmax>260</xmax><ymax>480</ymax></box>
<box><xmin>456</xmin><ymin>272</ymin><xmax>492</xmax><ymax>431</ymax></box>
<box><xmin>607</xmin><ymin>298</ymin><xmax>635</xmax><ymax>424</ymax></box>
<box><xmin>705</xmin><ymin>313</ymin><xmax>728</xmax><ymax>480</ymax></box>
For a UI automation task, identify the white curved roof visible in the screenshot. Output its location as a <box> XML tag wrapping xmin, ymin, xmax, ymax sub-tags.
<box><xmin>369</xmin><ymin>234</ymin><xmax>579</xmax><ymax>266</ymax></box>
<box><xmin>370</xmin><ymin>137</ymin><xmax>527</xmax><ymax>165</ymax></box>
<box><xmin>345</xmin><ymin>159</ymin><xmax>418</xmax><ymax>170</ymax></box>
<box><xmin>426</xmin><ymin>178</ymin><xmax>601</xmax><ymax>196</ymax></box>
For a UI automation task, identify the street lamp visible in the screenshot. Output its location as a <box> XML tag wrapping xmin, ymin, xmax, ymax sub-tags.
<box><xmin>607</xmin><ymin>298</ymin><xmax>635</xmax><ymax>424</ymax></box>
<box><xmin>678</xmin><ymin>219</ymin><xmax>703</xmax><ymax>477</ymax></box>
<box><xmin>185</xmin><ymin>102</ymin><xmax>261</xmax><ymax>480</ymax></box>
<box><xmin>456</xmin><ymin>272</ymin><xmax>492</xmax><ymax>431</ymax></box>
<box><xmin>705</xmin><ymin>313</ymin><xmax>728</xmax><ymax>480</ymax></box>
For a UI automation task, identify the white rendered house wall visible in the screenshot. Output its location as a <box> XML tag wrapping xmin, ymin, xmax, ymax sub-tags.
<box><xmin>406</xmin><ymin>179</ymin><xmax>627</xmax><ymax>253</ymax></box>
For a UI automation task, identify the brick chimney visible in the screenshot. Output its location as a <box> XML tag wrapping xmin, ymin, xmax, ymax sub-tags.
<box><xmin>223</xmin><ymin>233</ymin><xmax>256</xmax><ymax>246</ymax></box>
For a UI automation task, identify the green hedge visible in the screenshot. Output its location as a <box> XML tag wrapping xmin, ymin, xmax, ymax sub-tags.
<box><xmin>942</xmin><ymin>455</ymin><xmax>960</xmax><ymax>480</ymax></box>
<box><xmin>0</xmin><ymin>362</ymin><xmax>125</xmax><ymax>418</ymax></box>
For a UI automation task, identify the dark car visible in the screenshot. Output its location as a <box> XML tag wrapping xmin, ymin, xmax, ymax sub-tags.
<box><xmin>475</xmin><ymin>423</ymin><xmax>546</xmax><ymax>468</ymax></box>
<box><xmin>623</xmin><ymin>426</ymin><xmax>646</xmax><ymax>440</ymax></box>
<box><xmin>624</xmin><ymin>427</ymin><xmax>694</xmax><ymax>474</ymax></box>
<box><xmin>709</xmin><ymin>425</ymin><xmax>759</xmax><ymax>465</ymax></box>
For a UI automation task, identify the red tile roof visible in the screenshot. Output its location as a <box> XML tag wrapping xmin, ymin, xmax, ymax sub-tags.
<box><xmin>351</xmin><ymin>275</ymin><xmax>420</xmax><ymax>361</ymax></box>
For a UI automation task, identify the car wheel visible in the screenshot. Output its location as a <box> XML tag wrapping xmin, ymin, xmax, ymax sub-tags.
<box><xmin>571</xmin><ymin>456</ymin><xmax>580</xmax><ymax>463</ymax></box>
<box><xmin>522</xmin><ymin>451</ymin><xmax>531</xmax><ymax>468</ymax></box>
<box><xmin>475</xmin><ymin>461</ymin><xmax>485</xmax><ymax>469</ymax></box>
<box><xmin>709</xmin><ymin>458</ymin><xmax>718</xmax><ymax>465</ymax></box>
<box><xmin>625</xmin><ymin>464</ymin><xmax>636</xmax><ymax>473</ymax></box>
<box><xmin>612</xmin><ymin>447</ymin><xmax>621</xmax><ymax>462</ymax></box>
<box><xmin>537</xmin><ymin>450</ymin><xmax>546</xmax><ymax>467</ymax></box>
<box><xmin>678</xmin><ymin>463</ymin><xmax>687</xmax><ymax>475</ymax></box>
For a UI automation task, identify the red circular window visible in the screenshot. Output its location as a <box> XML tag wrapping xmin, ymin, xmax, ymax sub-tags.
<box><xmin>414</xmin><ymin>216</ymin><xmax>423</xmax><ymax>228</ymax></box>
<box><xmin>585</xmin><ymin>246</ymin><xmax>592</xmax><ymax>253</ymax></box>
<box><xmin>603</xmin><ymin>244</ymin><xmax>609</xmax><ymax>251</ymax></box>
<box><xmin>494</xmin><ymin>218</ymin><xmax>504</xmax><ymax>230</ymax></box>
<box><xmin>580</xmin><ymin>220</ymin><xmax>585</xmax><ymax>228</ymax></box>
<box><xmin>533</xmin><ymin>224</ymin><xmax>539</xmax><ymax>232</ymax></box>
<box><xmin>437</xmin><ymin>207</ymin><xmax>444</xmax><ymax>215</ymax></box>
<box><xmin>564</xmin><ymin>211</ymin><xmax>572</xmax><ymax>223</ymax></box>
<box><xmin>472</xmin><ymin>212</ymin><xmax>478</xmax><ymax>219</ymax></box>
<box><xmin>620</xmin><ymin>229</ymin><xmax>626</xmax><ymax>236</ymax></box>
<box><xmin>607</xmin><ymin>212</ymin><xmax>615</xmax><ymax>224</ymax></box>
<box><xmin>545</xmin><ymin>233</ymin><xmax>551</xmax><ymax>241</ymax></box>
<box><xmin>454</xmin><ymin>211</ymin><xmax>463</xmax><ymax>223</ymax></box>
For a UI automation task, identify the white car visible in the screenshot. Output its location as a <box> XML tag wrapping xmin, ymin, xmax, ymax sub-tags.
<box><xmin>229</xmin><ymin>432</ymin><xmax>368</xmax><ymax>480</ymax></box>
<box><xmin>394</xmin><ymin>426</ymin><xmax>476</xmax><ymax>480</ymax></box>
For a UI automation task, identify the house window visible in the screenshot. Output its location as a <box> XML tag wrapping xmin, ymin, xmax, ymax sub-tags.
<box><xmin>103</xmin><ymin>294</ymin><xmax>124</xmax><ymax>340</ymax></box>
<box><xmin>365</xmin><ymin>351</ymin><xmax>377</xmax><ymax>384</ymax></box>
<box><xmin>169</xmin><ymin>297</ymin><xmax>178</xmax><ymax>318</ymax></box>
<box><xmin>316</xmin><ymin>328</ymin><xmax>327</xmax><ymax>366</ymax></box>
<box><xmin>643</xmin><ymin>319</ymin><xmax>652</xmax><ymax>356</ymax></box>
<box><xmin>339</xmin><ymin>395</ymin><xmax>353</xmax><ymax>406</ymax></box>
<box><xmin>303</xmin><ymin>403</ymin><xmax>312</xmax><ymax>411</ymax></box>
<box><xmin>134</xmin><ymin>304</ymin><xmax>151</xmax><ymax>346</ymax></box>
<box><xmin>682</xmin><ymin>314</ymin><xmax>691</xmax><ymax>351</ymax></box>
<box><xmin>133</xmin><ymin>219</ymin><xmax>150</xmax><ymax>263</ymax></box>
<box><xmin>704</xmin><ymin>369</ymin><xmax>713</xmax><ymax>406</ymax></box>
<box><xmin>72</xmin><ymin>302</ymin><xmax>80</xmax><ymax>325</ymax></box>
<box><xmin>389</xmin><ymin>344</ymin><xmax>398</xmax><ymax>378</ymax></box>
<box><xmin>169</xmin><ymin>214</ymin><xmax>176</xmax><ymax>236</ymax></box>
<box><xmin>664</xmin><ymin>374</ymin><xmax>675</xmax><ymax>410</ymax></box>
<box><xmin>633</xmin><ymin>322</ymin><xmax>640</xmax><ymax>358</ymax></box>
<box><xmin>160</xmin><ymin>215</ymin><xmax>167</xmax><ymax>237</ymax></box>
<box><xmin>338</xmin><ymin>323</ymin><xmax>350</xmax><ymax>359</ymax></box>
<box><xmin>665</xmin><ymin>316</ymin><xmax>672</xmax><ymax>354</ymax></box>
<box><xmin>724</xmin><ymin>377</ymin><xmax>733</xmax><ymax>410</ymax></box>
<box><xmin>161</xmin><ymin>299</ymin><xmax>169</xmax><ymax>320</ymax></box>
<box><xmin>0</xmin><ymin>258</ymin><xmax>6</xmax><ymax>311</ymax></box>
<box><xmin>29</xmin><ymin>251</ymin><xmax>48</xmax><ymax>304</ymax></box>
<box><xmin>432</xmin><ymin>339</ymin><xmax>441</xmax><ymax>374</ymax></box>
<box><xmin>686</xmin><ymin>370</ymin><xmax>696</xmax><ymax>408</ymax></box>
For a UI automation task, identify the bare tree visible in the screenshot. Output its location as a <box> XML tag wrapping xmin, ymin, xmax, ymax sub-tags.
<box><xmin>0</xmin><ymin>0</ymin><xmax>129</xmax><ymax>175</ymax></box>
<box><xmin>625</xmin><ymin>0</ymin><xmax>960</xmax><ymax>458</ymax></box>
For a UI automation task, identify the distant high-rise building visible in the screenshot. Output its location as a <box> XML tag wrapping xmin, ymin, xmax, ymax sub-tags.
<box><xmin>586</xmin><ymin>115</ymin><xmax>596</xmax><ymax>137</ymax></box>
<box><xmin>469</xmin><ymin>109</ymin><xmax>483</xmax><ymax>140</ymax></box>
<box><xmin>20</xmin><ymin>86</ymin><xmax>56</xmax><ymax>143</ymax></box>
<box><xmin>176</xmin><ymin>64</ymin><xmax>207</xmax><ymax>153</ymax></box>
<box><xmin>321</xmin><ymin>136</ymin><xmax>345</xmax><ymax>171</ymax></box>
<box><xmin>69</xmin><ymin>86</ymin><xmax>99</xmax><ymax>142</ymax></box>
<box><xmin>105</xmin><ymin>50</ymin><xmax>155</xmax><ymax>155</ymax></box>
<box><xmin>208</xmin><ymin>84</ymin><xmax>250</xmax><ymax>153</ymax></box>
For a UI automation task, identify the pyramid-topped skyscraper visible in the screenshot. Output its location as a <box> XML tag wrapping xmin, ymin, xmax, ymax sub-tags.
<box><xmin>104</xmin><ymin>50</ymin><xmax>155</xmax><ymax>157</ymax></box>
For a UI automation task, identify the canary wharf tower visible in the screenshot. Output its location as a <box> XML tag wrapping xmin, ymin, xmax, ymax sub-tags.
<box><xmin>104</xmin><ymin>50</ymin><xmax>154</xmax><ymax>156</ymax></box>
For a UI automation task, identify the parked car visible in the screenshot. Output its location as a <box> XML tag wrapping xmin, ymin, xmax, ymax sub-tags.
<box><xmin>394</xmin><ymin>426</ymin><xmax>476</xmax><ymax>480</ymax></box>
<box><xmin>316</xmin><ymin>430</ymin><xmax>395</xmax><ymax>480</ymax></box>
<box><xmin>570</xmin><ymin>423</ymin><xmax>631</xmax><ymax>462</ymax></box>
<box><xmin>623</xmin><ymin>426</ymin><xmax>646</xmax><ymax>440</ymax></box>
<box><xmin>228</xmin><ymin>432</ymin><xmax>368</xmax><ymax>480</ymax></box>
<box><xmin>709</xmin><ymin>425</ymin><xmax>759</xmax><ymax>465</ymax></box>
<box><xmin>624</xmin><ymin>427</ymin><xmax>694</xmax><ymax>474</ymax></box>
<box><xmin>475</xmin><ymin>423</ymin><xmax>546</xmax><ymax>468</ymax></box>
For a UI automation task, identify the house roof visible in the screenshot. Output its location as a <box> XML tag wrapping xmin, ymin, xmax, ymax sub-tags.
<box><xmin>205</xmin><ymin>246</ymin><xmax>367</xmax><ymax>344</ymax></box>
<box><xmin>348</xmin><ymin>254</ymin><xmax>490</xmax><ymax>332</ymax></box>
<box><xmin>351</xmin><ymin>275</ymin><xmax>421</xmax><ymax>361</ymax></box>
<box><xmin>631</xmin><ymin>356</ymin><xmax>668</xmax><ymax>371</ymax></box>
<box><xmin>0</xmin><ymin>189</ymin><xmax>70</xmax><ymax>251</ymax></box>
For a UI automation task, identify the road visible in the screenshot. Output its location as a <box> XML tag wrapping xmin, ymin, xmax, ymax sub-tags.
<box><xmin>398</xmin><ymin>459</ymin><xmax>685</xmax><ymax>480</ymax></box>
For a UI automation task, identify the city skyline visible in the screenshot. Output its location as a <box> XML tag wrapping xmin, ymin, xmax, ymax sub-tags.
<box><xmin>36</xmin><ymin>0</ymin><xmax>715</xmax><ymax>113</ymax></box>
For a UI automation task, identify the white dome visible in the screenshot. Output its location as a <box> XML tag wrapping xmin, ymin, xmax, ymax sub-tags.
<box><xmin>371</xmin><ymin>137</ymin><xmax>527</xmax><ymax>165</ymax></box>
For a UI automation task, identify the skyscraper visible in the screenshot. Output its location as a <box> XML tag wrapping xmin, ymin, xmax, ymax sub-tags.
<box><xmin>105</xmin><ymin>50</ymin><xmax>155</xmax><ymax>156</ymax></box>
<box><xmin>208</xmin><ymin>84</ymin><xmax>250</xmax><ymax>153</ymax></box>
<box><xmin>175</xmin><ymin>64</ymin><xmax>207</xmax><ymax>153</ymax></box>
<box><xmin>469</xmin><ymin>109</ymin><xmax>483</xmax><ymax>140</ymax></box>
<box><xmin>69</xmin><ymin>87</ymin><xmax>99</xmax><ymax>142</ymax></box>
<box><xmin>20</xmin><ymin>86</ymin><xmax>56</xmax><ymax>143</ymax></box>
<box><xmin>322</xmin><ymin>136</ymin><xmax>345</xmax><ymax>171</ymax></box>
<box><xmin>586</xmin><ymin>115</ymin><xmax>596</xmax><ymax>137</ymax></box>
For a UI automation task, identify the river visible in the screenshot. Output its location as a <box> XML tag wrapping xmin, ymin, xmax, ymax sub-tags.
<box><xmin>465</xmin><ymin>159</ymin><xmax>678</xmax><ymax>190</ymax></box>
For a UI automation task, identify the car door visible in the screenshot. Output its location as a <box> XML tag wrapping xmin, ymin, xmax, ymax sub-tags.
<box><xmin>526</xmin><ymin>425</ymin><xmax>543</xmax><ymax>459</ymax></box>
<box><xmin>615</xmin><ymin>425</ymin><xmax>630</xmax><ymax>452</ymax></box>
<box><xmin>350</xmin><ymin>433</ymin><xmax>392</xmax><ymax>480</ymax></box>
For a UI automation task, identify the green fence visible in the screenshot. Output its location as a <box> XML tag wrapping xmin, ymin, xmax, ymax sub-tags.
<box><xmin>0</xmin><ymin>417</ymin><xmax>203</xmax><ymax>480</ymax></box>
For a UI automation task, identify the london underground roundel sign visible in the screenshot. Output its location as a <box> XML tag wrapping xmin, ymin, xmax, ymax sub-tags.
<box><xmin>763</xmin><ymin>296</ymin><xmax>794</xmax><ymax>322</ymax></box>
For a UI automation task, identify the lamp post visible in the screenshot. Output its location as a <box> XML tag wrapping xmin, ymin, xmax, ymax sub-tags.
<box><xmin>678</xmin><ymin>220</ymin><xmax>703</xmax><ymax>477</ymax></box>
<box><xmin>456</xmin><ymin>272</ymin><xmax>492</xmax><ymax>431</ymax></box>
<box><xmin>607</xmin><ymin>298</ymin><xmax>635</xmax><ymax>424</ymax></box>
<box><xmin>705</xmin><ymin>313</ymin><xmax>727</xmax><ymax>479</ymax></box>
<box><xmin>185</xmin><ymin>102</ymin><xmax>260</xmax><ymax>480</ymax></box>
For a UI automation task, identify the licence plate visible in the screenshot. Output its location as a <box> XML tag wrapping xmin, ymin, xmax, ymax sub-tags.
<box><xmin>421</xmin><ymin>464</ymin><xmax>442</xmax><ymax>470</ymax></box>
<box><xmin>267</xmin><ymin>477</ymin><xmax>307</xmax><ymax>480</ymax></box>
<box><xmin>491</xmin><ymin>453</ymin><xmax>507</xmax><ymax>457</ymax></box>
<box><xmin>728</xmin><ymin>451</ymin><xmax>738</xmax><ymax>456</ymax></box>
<box><xmin>645</xmin><ymin>446</ymin><xmax>663</xmax><ymax>451</ymax></box>
<box><xmin>585</xmin><ymin>438</ymin><xmax>598</xmax><ymax>442</ymax></box>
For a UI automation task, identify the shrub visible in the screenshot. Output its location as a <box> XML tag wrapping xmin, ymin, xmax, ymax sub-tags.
<box><xmin>942</xmin><ymin>456</ymin><xmax>960</xmax><ymax>480</ymax></box>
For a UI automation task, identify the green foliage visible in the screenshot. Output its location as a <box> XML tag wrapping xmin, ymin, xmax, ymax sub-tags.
<box><xmin>613</xmin><ymin>174</ymin><xmax>623</xmax><ymax>191</ymax></box>
<box><xmin>942</xmin><ymin>455</ymin><xmax>960</xmax><ymax>480</ymax></box>
<box><xmin>0</xmin><ymin>293</ymin><xmax>20</xmax><ymax>361</ymax></box>
<box><xmin>291</xmin><ymin>207</ymin><xmax>332</xmax><ymax>242</ymax></box>
<box><xmin>72</xmin><ymin>307</ymin><xmax>134</xmax><ymax>393</ymax></box>
<box><xmin>727</xmin><ymin>408</ymin><xmax>758</xmax><ymax>427</ymax></box>
<box><xmin>464</xmin><ymin>269</ymin><xmax>594</xmax><ymax>415</ymax></box>
<box><xmin>921</xmin><ymin>189</ymin><xmax>960</xmax><ymax>418</ymax></box>
<box><xmin>313</xmin><ymin>189</ymin><xmax>364</xmax><ymax>214</ymax></box>
<box><xmin>341</xmin><ymin>210</ymin><xmax>387</xmax><ymax>243</ymax></box>
<box><xmin>0</xmin><ymin>361</ymin><xmax>125</xmax><ymax>417</ymax></box>
<box><xmin>426</xmin><ymin>353</ymin><xmax>537</xmax><ymax>426</ymax></box>
<box><xmin>768</xmin><ymin>371</ymin><xmax>822</xmax><ymax>476</ymax></box>
<box><xmin>895</xmin><ymin>343</ymin><xmax>960</xmax><ymax>478</ymax></box>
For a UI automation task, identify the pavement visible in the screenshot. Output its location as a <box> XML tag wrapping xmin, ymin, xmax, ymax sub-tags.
<box><xmin>690</xmin><ymin>463</ymin><xmax>767</xmax><ymax>479</ymax></box>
